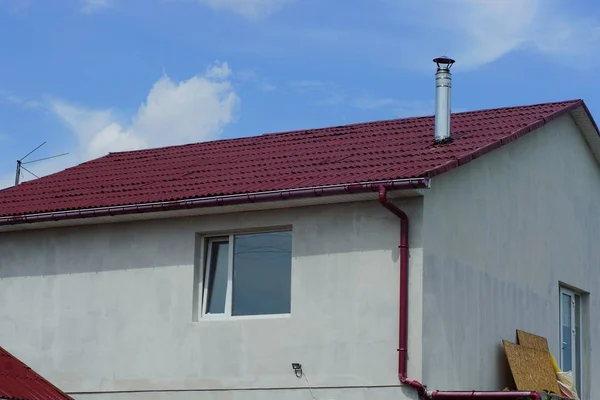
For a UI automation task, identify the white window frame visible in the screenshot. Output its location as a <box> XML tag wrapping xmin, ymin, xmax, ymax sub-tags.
<box><xmin>201</xmin><ymin>236</ymin><xmax>233</xmax><ymax>317</ymax></box>
<box><xmin>197</xmin><ymin>229</ymin><xmax>293</xmax><ymax>321</ymax></box>
<box><xmin>559</xmin><ymin>286</ymin><xmax>583</xmax><ymax>395</ymax></box>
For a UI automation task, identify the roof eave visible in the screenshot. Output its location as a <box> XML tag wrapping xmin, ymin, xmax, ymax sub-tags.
<box><xmin>0</xmin><ymin>178</ymin><xmax>430</xmax><ymax>232</ymax></box>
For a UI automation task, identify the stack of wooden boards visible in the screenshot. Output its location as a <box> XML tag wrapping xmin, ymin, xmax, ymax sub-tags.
<box><xmin>502</xmin><ymin>330</ymin><xmax>561</xmax><ymax>395</ymax></box>
<box><xmin>502</xmin><ymin>329</ymin><xmax>578</xmax><ymax>399</ymax></box>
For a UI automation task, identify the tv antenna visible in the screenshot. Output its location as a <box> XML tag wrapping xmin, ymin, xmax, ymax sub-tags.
<box><xmin>15</xmin><ymin>141</ymin><xmax>69</xmax><ymax>185</ymax></box>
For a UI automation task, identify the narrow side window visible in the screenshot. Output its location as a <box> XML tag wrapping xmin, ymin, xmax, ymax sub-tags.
<box><xmin>559</xmin><ymin>285</ymin><xmax>583</xmax><ymax>397</ymax></box>
<box><xmin>203</xmin><ymin>238</ymin><xmax>229</xmax><ymax>315</ymax></box>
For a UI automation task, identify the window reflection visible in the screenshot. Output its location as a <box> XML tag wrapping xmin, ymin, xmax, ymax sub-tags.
<box><xmin>232</xmin><ymin>231</ymin><xmax>292</xmax><ymax>316</ymax></box>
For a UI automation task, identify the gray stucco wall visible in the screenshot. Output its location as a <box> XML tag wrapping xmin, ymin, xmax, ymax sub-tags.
<box><xmin>421</xmin><ymin>114</ymin><xmax>600</xmax><ymax>397</ymax></box>
<box><xmin>0</xmin><ymin>199</ymin><xmax>423</xmax><ymax>400</ymax></box>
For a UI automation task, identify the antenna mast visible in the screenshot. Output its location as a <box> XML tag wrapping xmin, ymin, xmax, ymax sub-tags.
<box><xmin>14</xmin><ymin>142</ymin><xmax>68</xmax><ymax>185</ymax></box>
<box><xmin>14</xmin><ymin>160</ymin><xmax>21</xmax><ymax>186</ymax></box>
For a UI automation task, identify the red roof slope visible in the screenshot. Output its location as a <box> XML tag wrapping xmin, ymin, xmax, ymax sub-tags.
<box><xmin>0</xmin><ymin>346</ymin><xmax>73</xmax><ymax>400</ymax></box>
<box><xmin>0</xmin><ymin>99</ymin><xmax>590</xmax><ymax>218</ymax></box>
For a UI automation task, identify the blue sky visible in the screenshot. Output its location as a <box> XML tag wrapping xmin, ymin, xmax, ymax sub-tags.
<box><xmin>1</xmin><ymin>0</ymin><xmax>600</xmax><ymax>188</ymax></box>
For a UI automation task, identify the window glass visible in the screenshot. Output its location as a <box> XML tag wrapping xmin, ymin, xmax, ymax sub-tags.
<box><xmin>205</xmin><ymin>240</ymin><xmax>229</xmax><ymax>314</ymax></box>
<box><xmin>561</xmin><ymin>292</ymin><xmax>572</xmax><ymax>372</ymax></box>
<box><xmin>232</xmin><ymin>231</ymin><xmax>292</xmax><ymax>316</ymax></box>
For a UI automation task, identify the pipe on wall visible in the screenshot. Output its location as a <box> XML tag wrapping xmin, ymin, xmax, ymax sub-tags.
<box><xmin>378</xmin><ymin>185</ymin><xmax>428</xmax><ymax>397</ymax></box>
<box><xmin>377</xmin><ymin>186</ymin><xmax>541</xmax><ymax>400</ymax></box>
<box><xmin>430</xmin><ymin>391</ymin><xmax>541</xmax><ymax>400</ymax></box>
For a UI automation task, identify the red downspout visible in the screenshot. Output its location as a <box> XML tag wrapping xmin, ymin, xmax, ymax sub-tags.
<box><xmin>378</xmin><ymin>185</ymin><xmax>428</xmax><ymax>397</ymax></box>
<box><xmin>378</xmin><ymin>186</ymin><xmax>541</xmax><ymax>400</ymax></box>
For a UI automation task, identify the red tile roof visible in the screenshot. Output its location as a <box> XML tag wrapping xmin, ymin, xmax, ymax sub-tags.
<box><xmin>0</xmin><ymin>346</ymin><xmax>73</xmax><ymax>400</ymax></box>
<box><xmin>0</xmin><ymin>99</ymin><xmax>592</xmax><ymax>220</ymax></box>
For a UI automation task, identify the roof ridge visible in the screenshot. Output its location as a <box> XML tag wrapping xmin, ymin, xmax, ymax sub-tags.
<box><xmin>449</xmin><ymin>98</ymin><xmax>582</xmax><ymax>117</ymax></box>
<box><xmin>104</xmin><ymin>99</ymin><xmax>583</xmax><ymax>157</ymax></box>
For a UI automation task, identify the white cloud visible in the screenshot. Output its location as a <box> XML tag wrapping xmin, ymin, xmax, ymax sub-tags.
<box><xmin>352</xmin><ymin>96</ymin><xmax>398</xmax><ymax>111</ymax></box>
<box><xmin>317</xmin><ymin>93</ymin><xmax>345</xmax><ymax>107</ymax></box>
<box><xmin>194</xmin><ymin>0</ymin><xmax>291</xmax><ymax>19</ymax></box>
<box><xmin>287</xmin><ymin>79</ymin><xmax>430</xmax><ymax>115</ymax></box>
<box><xmin>321</xmin><ymin>93</ymin><xmax>434</xmax><ymax>117</ymax></box>
<box><xmin>391</xmin><ymin>100</ymin><xmax>436</xmax><ymax>118</ymax></box>
<box><xmin>447</xmin><ymin>0</ymin><xmax>537</xmax><ymax>69</ymax></box>
<box><xmin>396</xmin><ymin>0</ymin><xmax>600</xmax><ymax>70</ymax></box>
<box><xmin>287</xmin><ymin>78</ymin><xmax>432</xmax><ymax>116</ymax></box>
<box><xmin>0</xmin><ymin>90</ymin><xmax>41</xmax><ymax>109</ymax></box>
<box><xmin>1</xmin><ymin>62</ymin><xmax>240</xmax><ymax>189</ymax></box>
<box><xmin>288</xmin><ymin>80</ymin><xmax>326</xmax><ymax>89</ymax></box>
<box><xmin>288</xmin><ymin>0</ymin><xmax>600</xmax><ymax>71</ymax></box>
<box><xmin>235</xmin><ymin>70</ymin><xmax>276</xmax><ymax>92</ymax></box>
<box><xmin>47</xmin><ymin>61</ymin><xmax>238</xmax><ymax>163</ymax></box>
<box><xmin>286</xmin><ymin>79</ymin><xmax>344</xmax><ymax>104</ymax></box>
<box><xmin>81</xmin><ymin>0</ymin><xmax>111</xmax><ymax>13</ymax></box>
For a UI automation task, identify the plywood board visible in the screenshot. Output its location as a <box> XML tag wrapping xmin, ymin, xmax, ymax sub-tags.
<box><xmin>517</xmin><ymin>330</ymin><xmax>550</xmax><ymax>351</ymax></box>
<box><xmin>503</xmin><ymin>340</ymin><xmax>560</xmax><ymax>395</ymax></box>
<box><xmin>517</xmin><ymin>330</ymin><xmax>560</xmax><ymax>373</ymax></box>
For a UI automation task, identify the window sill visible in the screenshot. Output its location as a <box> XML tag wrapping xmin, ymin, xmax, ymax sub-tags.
<box><xmin>195</xmin><ymin>313</ymin><xmax>291</xmax><ymax>322</ymax></box>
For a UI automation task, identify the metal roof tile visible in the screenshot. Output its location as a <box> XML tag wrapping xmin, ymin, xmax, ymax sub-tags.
<box><xmin>0</xmin><ymin>100</ymin><xmax>586</xmax><ymax>218</ymax></box>
<box><xmin>0</xmin><ymin>347</ymin><xmax>73</xmax><ymax>400</ymax></box>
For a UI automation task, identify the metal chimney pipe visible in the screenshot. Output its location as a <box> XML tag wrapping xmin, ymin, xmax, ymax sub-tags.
<box><xmin>433</xmin><ymin>56</ymin><xmax>455</xmax><ymax>144</ymax></box>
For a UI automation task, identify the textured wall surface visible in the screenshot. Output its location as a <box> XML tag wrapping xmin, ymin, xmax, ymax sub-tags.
<box><xmin>422</xmin><ymin>114</ymin><xmax>600</xmax><ymax>397</ymax></box>
<box><xmin>0</xmin><ymin>199</ymin><xmax>423</xmax><ymax>400</ymax></box>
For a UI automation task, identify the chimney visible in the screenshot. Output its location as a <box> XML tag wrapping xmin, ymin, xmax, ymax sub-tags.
<box><xmin>433</xmin><ymin>56</ymin><xmax>455</xmax><ymax>144</ymax></box>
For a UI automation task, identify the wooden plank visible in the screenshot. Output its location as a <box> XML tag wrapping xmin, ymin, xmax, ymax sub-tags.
<box><xmin>503</xmin><ymin>340</ymin><xmax>561</xmax><ymax>395</ymax></box>
<box><xmin>516</xmin><ymin>330</ymin><xmax>560</xmax><ymax>372</ymax></box>
<box><xmin>516</xmin><ymin>330</ymin><xmax>550</xmax><ymax>351</ymax></box>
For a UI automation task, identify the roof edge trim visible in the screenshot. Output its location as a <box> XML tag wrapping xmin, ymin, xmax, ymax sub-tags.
<box><xmin>578</xmin><ymin>100</ymin><xmax>600</xmax><ymax>135</ymax></box>
<box><xmin>424</xmin><ymin>99</ymin><xmax>592</xmax><ymax>178</ymax></box>
<box><xmin>0</xmin><ymin>178</ymin><xmax>430</xmax><ymax>228</ymax></box>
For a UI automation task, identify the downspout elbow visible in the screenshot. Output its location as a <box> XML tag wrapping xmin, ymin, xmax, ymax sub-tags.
<box><xmin>378</xmin><ymin>185</ymin><xmax>388</xmax><ymax>204</ymax></box>
<box><xmin>402</xmin><ymin>376</ymin><xmax>428</xmax><ymax>397</ymax></box>
<box><xmin>378</xmin><ymin>186</ymin><xmax>408</xmax><ymax>221</ymax></box>
<box><xmin>530</xmin><ymin>392</ymin><xmax>542</xmax><ymax>400</ymax></box>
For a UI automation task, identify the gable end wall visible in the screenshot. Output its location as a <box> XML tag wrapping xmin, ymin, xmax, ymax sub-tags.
<box><xmin>421</xmin><ymin>113</ymin><xmax>600</xmax><ymax>396</ymax></box>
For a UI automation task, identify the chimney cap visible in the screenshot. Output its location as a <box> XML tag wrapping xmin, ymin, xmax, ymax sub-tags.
<box><xmin>433</xmin><ymin>56</ymin><xmax>455</xmax><ymax>68</ymax></box>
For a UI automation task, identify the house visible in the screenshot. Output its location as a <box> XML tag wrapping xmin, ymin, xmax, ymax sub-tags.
<box><xmin>0</xmin><ymin>58</ymin><xmax>599</xmax><ymax>400</ymax></box>
<box><xmin>0</xmin><ymin>345</ymin><xmax>73</xmax><ymax>400</ymax></box>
